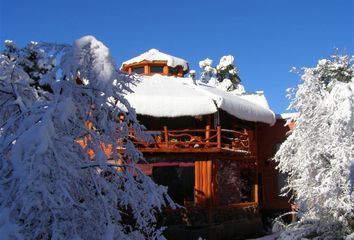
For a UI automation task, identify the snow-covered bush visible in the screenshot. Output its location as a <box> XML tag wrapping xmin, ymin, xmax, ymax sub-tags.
<box><xmin>199</xmin><ymin>55</ymin><xmax>242</xmax><ymax>92</ymax></box>
<box><xmin>274</xmin><ymin>54</ymin><xmax>354</xmax><ymax>239</ymax></box>
<box><xmin>0</xmin><ymin>36</ymin><xmax>174</xmax><ymax>240</ymax></box>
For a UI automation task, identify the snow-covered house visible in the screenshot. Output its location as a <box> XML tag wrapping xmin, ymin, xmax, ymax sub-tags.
<box><xmin>120</xmin><ymin>49</ymin><xmax>291</xmax><ymax>233</ymax></box>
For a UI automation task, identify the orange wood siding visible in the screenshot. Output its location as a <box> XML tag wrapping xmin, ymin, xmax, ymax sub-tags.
<box><xmin>194</xmin><ymin>160</ymin><xmax>218</xmax><ymax>207</ymax></box>
<box><xmin>122</xmin><ymin>60</ymin><xmax>184</xmax><ymax>77</ymax></box>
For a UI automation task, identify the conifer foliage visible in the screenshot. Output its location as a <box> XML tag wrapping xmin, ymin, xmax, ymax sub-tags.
<box><xmin>199</xmin><ymin>55</ymin><xmax>242</xmax><ymax>92</ymax></box>
<box><xmin>274</xmin><ymin>54</ymin><xmax>354</xmax><ymax>239</ymax></box>
<box><xmin>0</xmin><ymin>36</ymin><xmax>174</xmax><ymax>240</ymax></box>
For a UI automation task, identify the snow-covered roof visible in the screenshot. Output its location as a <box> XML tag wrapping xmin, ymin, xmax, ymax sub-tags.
<box><xmin>276</xmin><ymin>112</ymin><xmax>298</xmax><ymax>119</ymax></box>
<box><xmin>126</xmin><ymin>75</ymin><xmax>276</xmax><ymax>125</ymax></box>
<box><xmin>121</xmin><ymin>49</ymin><xmax>189</xmax><ymax>71</ymax></box>
<box><xmin>195</xmin><ymin>84</ymin><xmax>276</xmax><ymax>125</ymax></box>
<box><xmin>238</xmin><ymin>91</ymin><xmax>271</xmax><ymax>110</ymax></box>
<box><xmin>126</xmin><ymin>75</ymin><xmax>217</xmax><ymax>117</ymax></box>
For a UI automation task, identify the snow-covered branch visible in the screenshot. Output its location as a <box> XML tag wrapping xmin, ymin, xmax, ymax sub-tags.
<box><xmin>0</xmin><ymin>36</ymin><xmax>174</xmax><ymax>240</ymax></box>
<box><xmin>274</xmin><ymin>53</ymin><xmax>354</xmax><ymax>239</ymax></box>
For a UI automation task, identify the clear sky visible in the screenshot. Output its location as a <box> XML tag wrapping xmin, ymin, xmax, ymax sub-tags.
<box><xmin>0</xmin><ymin>0</ymin><xmax>353</xmax><ymax>113</ymax></box>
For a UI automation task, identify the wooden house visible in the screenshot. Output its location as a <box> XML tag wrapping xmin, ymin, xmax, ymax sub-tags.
<box><xmin>119</xmin><ymin>49</ymin><xmax>292</xmax><ymax>238</ymax></box>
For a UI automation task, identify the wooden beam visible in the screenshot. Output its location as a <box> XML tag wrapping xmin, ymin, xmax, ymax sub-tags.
<box><xmin>217</xmin><ymin>126</ymin><xmax>221</xmax><ymax>148</ymax></box>
<box><xmin>164</xmin><ymin>126</ymin><xmax>169</xmax><ymax>148</ymax></box>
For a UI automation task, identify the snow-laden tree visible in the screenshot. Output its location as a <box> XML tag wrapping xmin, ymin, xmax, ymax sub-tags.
<box><xmin>199</xmin><ymin>55</ymin><xmax>244</xmax><ymax>93</ymax></box>
<box><xmin>274</xmin><ymin>54</ymin><xmax>354</xmax><ymax>239</ymax></box>
<box><xmin>199</xmin><ymin>58</ymin><xmax>217</xmax><ymax>83</ymax></box>
<box><xmin>0</xmin><ymin>36</ymin><xmax>174</xmax><ymax>240</ymax></box>
<box><xmin>216</xmin><ymin>55</ymin><xmax>240</xmax><ymax>86</ymax></box>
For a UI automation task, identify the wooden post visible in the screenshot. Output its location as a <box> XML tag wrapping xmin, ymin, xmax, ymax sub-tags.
<box><xmin>194</xmin><ymin>161</ymin><xmax>200</xmax><ymax>204</ymax></box>
<box><xmin>253</xmin><ymin>183</ymin><xmax>259</xmax><ymax>204</ymax></box>
<box><xmin>206</xmin><ymin>160</ymin><xmax>213</xmax><ymax>223</ymax></box>
<box><xmin>202</xmin><ymin>161</ymin><xmax>208</xmax><ymax>206</ymax></box>
<box><xmin>206</xmin><ymin>160</ymin><xmax>212</xmax><ymax>201</ymax></box>
<box><xmin>205</xmin><ymin>125</ymin><xmax>210</xmax><ymax>147</ymax></box>
<box><xmin>217</xmin><ymin>126</ymin><xmax>221</xmax><ymax>148</ymax></box>
<box><xmin>164</xmin><ymin>126</ymin><xmax>168</xmax><ymax>148</ymax></box>
<box><xmin>144</xmin><ymin>65</ymin><xmax>149</xmax><ymax>75</ymax></box>
<box><xmin>163</xmin><ymin>65</ymin><xmax>169</xmax><ymax>75</ymax></box>
<box><xmin>117</xmin><ymin>158</ymin><xmax>123</xmax><ymax>172</ymax></box>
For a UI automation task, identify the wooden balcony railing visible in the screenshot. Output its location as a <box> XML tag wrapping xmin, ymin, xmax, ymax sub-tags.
<box><xmin>129</xmin><ymin>126</ymin><xmax>254</xmax><ymax>154</ymax></box>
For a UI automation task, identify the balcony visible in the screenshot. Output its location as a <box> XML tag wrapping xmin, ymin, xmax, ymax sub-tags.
<box><xmin>129</xmin><ymin>126</ymin><xmax>256</xmax><ymax>156</ymax></box>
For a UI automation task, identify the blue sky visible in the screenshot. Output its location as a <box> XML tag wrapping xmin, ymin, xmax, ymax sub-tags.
<box><xmin>0</xmin><ymin>0</ymin><xmax>353</xmax><ymax>113</ymax></box>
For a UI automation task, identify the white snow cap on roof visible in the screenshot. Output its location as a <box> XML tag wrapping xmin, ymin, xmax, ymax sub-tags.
<box><xmin>121</xmin><ymin>49</ymin><xmax>189</xmax><ymax>71</ymax></box>
<box><xmin>238</xmin><ymin>91</ymin><xmax>271</xmax><ymax>109</ymax></box>
<box><xmin>126</xmin><ymin>75</ymin><xmax>216</xmax><ymax>117</ymax></box>
<box><xmin>125</xmin><ymin>75</ymin><xmax>276</xmax><ymax>125</ymax></box>
<box><xmin>276</xmin><ymin>112</ymin><xmax>298</xmax><ymax>119</ymax></box>
<box><xmin>196</xmin><ymin>84</ymin><xmax>276</xmax><ymax>125</ymax></box>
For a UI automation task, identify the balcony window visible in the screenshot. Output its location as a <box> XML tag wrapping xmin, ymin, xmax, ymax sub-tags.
<box><xmin>132</xmin><ymin>66</ymin><xmax>144</xmax><ymax>74</ymax></box>
<box><xmin>150</xmin><ymin>65</ymin><xmax>164</xmax><ymax>74</ymax></box>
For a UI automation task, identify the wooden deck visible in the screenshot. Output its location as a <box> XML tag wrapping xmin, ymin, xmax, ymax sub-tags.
<box><xmin>128</xmin><ymin>126</ymin><xmax>255</xmax><ymax>155</ymax></box>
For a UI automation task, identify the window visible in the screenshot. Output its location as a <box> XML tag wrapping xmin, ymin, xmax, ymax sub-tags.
<box><xmin>150</xmin><ymin>65</ymin><xmax>164</xmax><ymax>74</ymax></box>
<box><xmin>168</xmin><ymin>67</ymin><xmax>177</xmax><ymax>75</ymax></box>
<box><xmin>152</xmin><ymin>166</ymin><xmax>194</xmax><ymax>205</ymax></box>
<box><xmin>132</xmin><ymin>67</ymin><xmax>144</xmax><ymax>74</ymax></box>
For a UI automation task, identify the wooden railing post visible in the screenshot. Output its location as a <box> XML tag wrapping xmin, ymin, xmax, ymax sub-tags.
<box><xmin>252</xmin><ymin>183</ymin><xmax>259</xmax><ymax>204</ymax></box>
<box><xmin>217</xmin><ymin>126</ymin><xmax>221</xmax><ymax>148</ymax></box>
<box><xmin>164</xmin><ymin>126</ymin><xmax>169</xmax><ymax>148</ymax></box>
<box><xmin>205</xmin><ymin>125</ymin><xmax>210</xmax><ymax>147</ymax></box>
